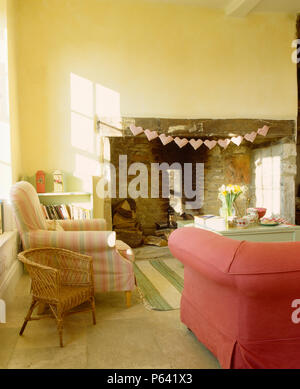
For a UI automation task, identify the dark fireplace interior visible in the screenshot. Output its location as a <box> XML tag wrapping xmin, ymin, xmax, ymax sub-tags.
<box><xmin>110</xmin><ymin>136</ymin><xmax>206</xmax><ymax>236</ymax></box>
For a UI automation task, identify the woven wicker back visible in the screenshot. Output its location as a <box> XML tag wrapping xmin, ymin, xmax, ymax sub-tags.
<box><xmin>21</xmin><ymin>248</ymin><xmax>60</xmax><ymax>268</ymax></box>
<box><xmin>18</xmin><ymin>249</ymin><xmax>60</xmax><ymax>302</ymax></box>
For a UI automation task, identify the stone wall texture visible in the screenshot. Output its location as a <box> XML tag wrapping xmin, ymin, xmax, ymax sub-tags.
<box><xmin>99</xmin><ymin>117</ymin><xmax>297</xmax><ymax>233</ymax></box>
<box><xmin>201</xmin><ymin>143</ymin><xmax>252</xmax><ymax>217</ymax></box>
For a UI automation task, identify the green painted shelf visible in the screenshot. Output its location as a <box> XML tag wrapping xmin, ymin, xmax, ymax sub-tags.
<box><xmin>37</xmin><ymin>192</ymin><xmax>91</xmax><ymax>196</ymax></box>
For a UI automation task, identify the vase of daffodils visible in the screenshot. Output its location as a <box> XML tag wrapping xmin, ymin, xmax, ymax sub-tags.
<box><xmin>218</xmin><ymin>184</ymin><xmax>243</xmax><ymax>220</ymax></box>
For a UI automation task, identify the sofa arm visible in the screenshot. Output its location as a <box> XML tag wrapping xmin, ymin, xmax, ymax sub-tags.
<box><xmin>22</xmin><ymin>229</ymin><xmax>116</xmax><ymax>253</ymax></box>
<box><xmin>168</xmin><ymin>227</ymin><xmax>241</xmax><ymax>274</ymax></box>
<box><xmin>57</xmin><ymin>218</ymin><xmax>107</xmax><ymax>231</ymax></box>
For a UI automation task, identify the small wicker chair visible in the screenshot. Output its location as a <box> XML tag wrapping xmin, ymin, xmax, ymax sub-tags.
<box><xmin>18</xmin><ymin>247</ymin><xmax>96</xmax><ymax>347</ymax></box>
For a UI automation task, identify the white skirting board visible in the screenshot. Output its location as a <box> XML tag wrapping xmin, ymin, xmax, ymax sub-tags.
<box><xmin>0</xmin><ymin>230</ymin><xmax>23</xmax><ymax>322</ymax></box>
<box><xmin>0</xmin><ymin>260</ymin><xmax>23</xmax><ymax>304</ymax></box>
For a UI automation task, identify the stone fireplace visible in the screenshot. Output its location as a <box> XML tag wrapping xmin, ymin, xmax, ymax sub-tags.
<box><xmin>95</xmin><ymin>117</ymin><xmax>296</xmax><ymax>244</ymax></box>
<box><xmin>109</xmin><ymin>136</ymin><xmax>205</xmax><ymax>235</ymax></box>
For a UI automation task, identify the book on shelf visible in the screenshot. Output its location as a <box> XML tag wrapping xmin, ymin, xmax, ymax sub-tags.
<box><xmin>41</xmin><ymin>205</ymin><xmax>48</xmax><ymax>219</ymax></box>
<box><xmin>60</xmin><ymin>204</ymin><xmax>70</xmax><ymax>219</ymax></box>
<box><xmin>41</xmin><ymin>204</ymin><xmax>91</xmax><ymax>220</ymax></box>
<box><xmin>54</xmin><ymin>205</ymin><xmax>63</xmax><ymax>219</ymax></box>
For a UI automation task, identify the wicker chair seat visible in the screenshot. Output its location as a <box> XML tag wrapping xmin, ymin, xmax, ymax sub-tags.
<box><xmin>59</xmin><ymin>285</ymin><xmax>91</xmax><ymax>312</ymax></box>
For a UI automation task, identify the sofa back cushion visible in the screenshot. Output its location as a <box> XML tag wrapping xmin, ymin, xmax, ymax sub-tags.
<box><xmin>168</xmin><ymin>227</ymin><xmax>242</xmax><ymax>273</ymax></box>
<box><xmin>230</xmin><ymin>240</ymin><xmax>300</xmax><ymax>274</ymax></box>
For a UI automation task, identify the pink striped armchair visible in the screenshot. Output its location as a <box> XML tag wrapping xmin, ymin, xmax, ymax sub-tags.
<box><xmin>10</xmin><ymin>181</ymin><xmax>135</xmax><ymax>305</ymax></box>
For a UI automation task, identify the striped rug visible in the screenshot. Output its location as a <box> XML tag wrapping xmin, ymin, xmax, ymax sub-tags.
<box><xmin>133</xmin><ymin>258</ymin><xmax>184</xmax><ymax>311</ymax></box>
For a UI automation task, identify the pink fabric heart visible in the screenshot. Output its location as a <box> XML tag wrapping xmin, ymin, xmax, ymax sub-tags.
<box><xmin>159</xmin><ymin>134</ymin><xmax>173</xmax><ymax>145</ymax></box>
<box><xmin>189</xmin><ymin>139</ymin><xmax>203</xmax><ymax>150</ymax></box>
<box><xmin>144</xmin><ymin>129</ymin><xmax>158</xmax><ymax>141</ymax></box>
<box><xmin>129</xmin><ymin>124</ymin><xmax>144</xmax><ymax>136</ymax></box>
<box><xmin>218</xmin><ymin>139</ymin><xmax>230</xmax><ymax>149</ymax></box>
<box><xmin>204</xmin><ymin>140</ymin><xmax>217</xmax><ymax>150</ymax></box>
<box><xmin>231</xmin><ymin>136</ymin><xmax>243</xmax><ymax>146</ymax></box>
<box><xmin>257</xmin><ymin>125</ymin><xmax>269</xmax><ymax>137</ymax></box>
<box><xmin>174</xmin><ymin>137</ymin><xmax>189</xmax><ymax>148</ymax></box>
<box><xmin>244</xmin><ymin>131</ymin><xmax>257</xmax><ymax>143</ymax></box>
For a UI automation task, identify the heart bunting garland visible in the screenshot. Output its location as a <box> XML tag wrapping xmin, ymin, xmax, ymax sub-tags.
<box><xmin>218</xmin><ymin>139</ymin><xmax>230</xmax><ymax>149</ymax></box>
<box><xmin>231</xmin><ymin>136</ymin><xmax>243</xmax><ymax>146</ymax></box>
<box><xmin>127</xmin><ymin>124</ymin><xmax>271</xmax><ymax>150</ymax></box>
<box><xmin>144</xmin><ymin>129</ymin><xmax>158</xmax><ymax>141</ymax></box>
<box><xmin>159</xmin><ymin>134</ymin><xmax>173</xmax><ymax>145</ymax></box>
<box><xmin>189</xmin><ymin>139</ymin><xmax>203</xmax><ymax>150</ymax></box>
<box><xmin>129</xmin><ymin>124</ymin><xmax>144</xmax><ymax>136</ymax></box>
<box><xmin>257</xmin><ymin>125</ymin><xmax>269</xmax><ymax>137</ymax></box>
<box><xmin>204</xmin><ymin>140</ymin><xmax>217</xmax><ymax>150</ymax></box>
<box><xmin>244</xmin><ymin>131</ymin><xmax>257</xmax><ymax>143</ymax></box>
<box><xmin>174</xmin><ymin>137</ymin><xmax>189</xmax><ymax>148</ymax></box>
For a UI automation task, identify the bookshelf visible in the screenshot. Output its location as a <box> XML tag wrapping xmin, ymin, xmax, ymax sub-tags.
<box><xmin>38</xmin><ymin>192</ymin><xmax>93</xmax><ymax>220</ymax></box>
<box><xmin>38</xmin><ymin>192</ymin><xmax>92</xmax><ymax>197</ymax></box>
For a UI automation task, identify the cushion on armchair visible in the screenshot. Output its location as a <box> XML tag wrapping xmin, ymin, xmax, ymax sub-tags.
<box><xmin>45</xmin><ymin>220</ymin><xmax>64</xmax><ymax>231</ymax></box>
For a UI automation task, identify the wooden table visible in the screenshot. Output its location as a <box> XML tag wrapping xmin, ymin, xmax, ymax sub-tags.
<box><xmin>176</xmin><ymin>220</ymin><xmax>300</xmax><ymax>242</ymax></box>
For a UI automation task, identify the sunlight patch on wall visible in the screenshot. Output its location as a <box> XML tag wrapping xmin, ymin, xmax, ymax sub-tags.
<box><xmin>70</xmin><ymin>72</ymin><xmax>99</xmax><ymax>192</ymax></box>
<box><xmin>96</xmin><ymin>83</ymin><xmax>122</xmax><ymax>135</ymax></box>
<box><xmin>96</xmin><ymin>83</ymin><xmax>120</xmax><ymax>120</ymax></box>
<box><xmin>71</xmin><ymin>112</ymin><xmax>94</xmax><ymax>153</ymax></box>
<box><xmin>70</xmin><ymin>73</ymin><xmax>93</xmax><ymax>118</ymax></box>
<box><xmin>74</xmin><ymin>154</ymin><xmax>100</xmax><ymax>192</ymax></box>
<box><xmin>70</xmin><ymin>73</ymin><xmax>121</xmax><ymax>202</ymax></box>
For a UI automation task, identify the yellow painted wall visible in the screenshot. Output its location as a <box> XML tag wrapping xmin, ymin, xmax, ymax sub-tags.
<box><xmin>13</xmin><ymin>0</ymin><xmax>298</xmax><ymax>191</ymax></box>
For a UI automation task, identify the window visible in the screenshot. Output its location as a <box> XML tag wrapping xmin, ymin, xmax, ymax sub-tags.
<box><xmin>0</xmin><ymin>5</ymin><xmax>12</xmax><ymax>199</ymax></box>
<box><xmin>254</xmin><ymin>147</ymin><xmax>281</xmax><ymax>217</ymax></box>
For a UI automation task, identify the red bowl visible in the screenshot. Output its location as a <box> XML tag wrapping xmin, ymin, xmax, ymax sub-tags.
<box><xmin>254</xmin><ymin>208</ymin><xmax>267</xmax><ymax>219</ymax></box>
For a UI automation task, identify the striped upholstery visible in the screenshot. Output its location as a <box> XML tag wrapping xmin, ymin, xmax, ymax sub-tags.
<box><xmin>58</xmin><ymin>219</ymin><xmax>107</xmax><ymax>231</ymax></box>
<box><xmin>10</xmin><ymin>181</ymin><xmax>135</xmax><ymax>292</ymax></box>
<box><xmin>10</xmin><ymin>181</ymin><xmax>47</xmax><ymax>233</ymax></box>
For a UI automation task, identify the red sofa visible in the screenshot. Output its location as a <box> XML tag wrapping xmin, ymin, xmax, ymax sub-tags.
<box><xmin>168</xmin><ymin>227</ymin><xmax>300</xmax><ymax>369</ymax></box>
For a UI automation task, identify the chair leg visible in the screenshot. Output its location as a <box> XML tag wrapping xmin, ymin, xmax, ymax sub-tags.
<box><xmin>19</xmin><ymin>299</ymin><xmax>37</xmax><ymax>336</ymax></box>
<box><xmin>90</xmin><ymin>297</ymin><xmax>96</xmax><ymax>325</ymax></box>
<box><xmin>56</xmin><ymin>311</ymin><xmax>64</xmax><ymax>347</ymax></box>
<box><xmin>125</xmin><ymin>291</ymin><xmax>131</xmax><ymax>308</ymax></box>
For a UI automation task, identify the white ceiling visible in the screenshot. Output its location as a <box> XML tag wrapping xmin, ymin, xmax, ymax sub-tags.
<box><xmin>150</xmin><ymin>0</ymin><xmax>300</xmax><ymax>15</ymax></box>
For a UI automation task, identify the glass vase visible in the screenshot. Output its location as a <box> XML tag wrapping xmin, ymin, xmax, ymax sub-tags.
<box><xmin>219</xmin><ymin>203</ymin><xmax>235</xmax><ymax>217</ymax></box>
<box><xmin>219</xmin><ymin>203</ymin><xmax>235</xmax><ymax>229</ymax></box>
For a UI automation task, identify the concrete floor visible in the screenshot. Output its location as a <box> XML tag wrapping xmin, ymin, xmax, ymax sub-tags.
<box><xmin>0</xmin><ymin>247</ymin><xmax>220</xmax><ymax>369</ymax></box>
